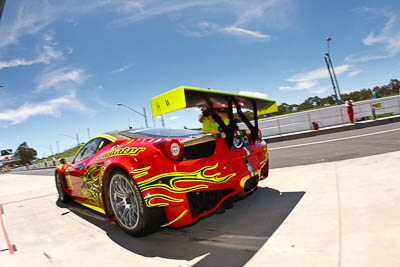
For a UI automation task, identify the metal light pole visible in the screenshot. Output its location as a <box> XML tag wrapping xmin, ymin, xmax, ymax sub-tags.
<box><xmin>59</xmin><ymin>133</ymin><xmax>80</xmax><ymax>147</ymax></box>
<box><xmin>116</xmin><ymin>103</ymin><xmax>149</xmax><ymax>128</ymax></box>
<box><xmin>325</xmin><ymin>37</ymin><xmax>342</xmax><ymax>102</ymax></box>
<box><xmin>161</xmin><ymin>115</ymin><xmax>165</xmax><ymax>128</ymax></box>
<box><xmin>0</xmin><ymin>0</ymin><xmax>6</xmax><ymax>24</ymax></box>
<box><xmin>324</xmin><ymin>55</ymin><xmax>338</xmax><ymax>102</ymax></box>
<box><xmin>39</xmin><ymin>145</ymin><xmax>53</xmax><ymax>156</ymax></box>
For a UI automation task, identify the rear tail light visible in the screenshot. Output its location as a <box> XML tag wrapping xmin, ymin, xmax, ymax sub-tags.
<box><xmin>163</xmin><ymin>139</ymin><xmax>183</xmax><ymax>160</ymax></box>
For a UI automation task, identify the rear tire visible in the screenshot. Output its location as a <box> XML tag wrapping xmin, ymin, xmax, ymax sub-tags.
<box><xmin>55</xmin><ymin>171</ymin><xmax>71</xmax><ymax>203</ymax></box>
<box><xmin>108</xmin><ymin>171</ymin><xmax>163</xmax><ymax>236</ymax></box>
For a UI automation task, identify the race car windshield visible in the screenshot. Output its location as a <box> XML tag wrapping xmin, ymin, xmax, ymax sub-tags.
<box><xmin>120</xmin><ymin>128</ymin><xmax>203</xmax><ymax>138</ymax></box>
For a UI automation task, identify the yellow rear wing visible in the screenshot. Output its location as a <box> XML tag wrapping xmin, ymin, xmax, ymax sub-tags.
<box><xmin>151</xmin><ymin>86</ymin><xmax>277</xmax><ymax>117</ymax></box>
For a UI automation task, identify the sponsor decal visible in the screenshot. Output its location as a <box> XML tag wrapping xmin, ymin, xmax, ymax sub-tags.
<box><xmin>95</xmin><ymin>147</ymin><xmax>146</xmax><ymax>160</ymax></box>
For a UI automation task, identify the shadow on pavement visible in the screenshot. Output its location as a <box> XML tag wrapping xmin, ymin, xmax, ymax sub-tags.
<box><xmin>57</xmin><ymin>187</ymin><xmax>305</xmax><ymax>266</ymax></box>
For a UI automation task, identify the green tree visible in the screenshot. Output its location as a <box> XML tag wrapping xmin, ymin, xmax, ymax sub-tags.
<box><xmin>359</xmin><ymin>89</ymin><xmax>372</xmax><ymax>100</ymax></box>
<box><xmin>389</xmin><ymin>79</ymin><xmax>400</xmax><ymax>94</ymax></box>
<box><xmin>297</xmin><ymin>97</ymin><xmax>314</xmax><ymax>111</ymax></box>
<box><xmin>321</xmin><ymin>95</ymin><xmax>336</xmax><ymax>106</ymax></box>
<box><xmin>277</xmin><ymin>103</ymin><xmax>294</xmax><ymax>115</ymax></box>
<box><xmin>13</xmin><ymin>142</ymin><xmax>37</xmax><ymax>165</ymax></box>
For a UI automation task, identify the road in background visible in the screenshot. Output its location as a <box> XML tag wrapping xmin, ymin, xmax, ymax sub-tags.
<box><xmin>11</xmin><ymin>122</ymin><xmax>400</xmax><ymax>176</ymax></box>
<box><xmin>268</xmin><ymin>121</ymin><xmax>400</xmax><ymax>169</ymax></box>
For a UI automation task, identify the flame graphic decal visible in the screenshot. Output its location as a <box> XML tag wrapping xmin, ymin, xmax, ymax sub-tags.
<box><xmin>136</xmin><ymin>164</ymin><xmax>236</xmax><ymax>194</ymax></box>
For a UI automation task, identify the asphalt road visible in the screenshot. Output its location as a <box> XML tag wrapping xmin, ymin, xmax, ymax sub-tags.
<box><xmin>268</xmin><ymin>121</ymin><xmax>400</xmax><ymax>169</ymax></box>
<box><xmin>3</xmin><ymin>124</ymin><xmax>400</xmax><ymax>266</ymax></box>
<box><xmin>3</xmin><ymin>152</ymin><xmax>400</xmax><ymax>266</ymax></box>
<box><xmin>11</xmin><ymin>121</ymin><xmax>400</xmax><ymax>176</ymax></box>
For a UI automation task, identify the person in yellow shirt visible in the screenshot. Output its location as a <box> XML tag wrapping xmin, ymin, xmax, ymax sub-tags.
<box><xmin>199</xmin><ymin>105</ymin><xmax>230</xmax><ymax>133</ymax></box>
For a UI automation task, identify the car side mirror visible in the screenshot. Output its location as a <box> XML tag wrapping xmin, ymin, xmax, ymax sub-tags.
<box><xmin>59</xmin><ymin>158</ymin><xmax>66</xmax><ymax>165</ymax></box>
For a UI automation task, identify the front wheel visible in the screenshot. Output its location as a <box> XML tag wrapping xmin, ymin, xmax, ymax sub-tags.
<box><xmin>108</xmin><ymin>171</ymin><xmax>163</xmax><ymax>236</ymax></box>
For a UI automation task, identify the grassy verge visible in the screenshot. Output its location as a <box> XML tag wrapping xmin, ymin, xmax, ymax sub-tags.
<box><xmin>33</xmin><ymin>146</ymin><xmax>80</xmax><ymax>164</ymax></box>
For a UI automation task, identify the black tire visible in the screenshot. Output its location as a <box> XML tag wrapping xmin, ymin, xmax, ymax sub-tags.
<box><xmin>107</xmin><ymin>171</ymin><xmax>164</xmax><ymax>236</ymax></box>
<box><xmin>55</xmin><ymin>171</ymin><xmax>71</xmax><ymax>203</ymax></box>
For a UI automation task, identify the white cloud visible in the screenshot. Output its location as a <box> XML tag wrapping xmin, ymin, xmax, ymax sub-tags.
<box><xmin>0</xmin><ymin>92</ymin><xmax>85</xmax><ymax>126</ymax></box>
<box><xmin>238</xmin><ymin>91</ymin><xmax>267</xmax><ymax>98</ymax></box>
<box><xmin>345</xmin><ymin>54</ymin><xmax>389</xmax><ymax>63</ymax></box>
<box><xmin>108</xmin><ymin>0</ymin><xmax>290</xmax><ymax>39</ymax></box>
<box><xmin>0</xmin><ymin>45</ymin><xmax>63</xmax><ymax>70</ymax></box>
<box><xmin>0</xmin><ymin>0</ymin><xmax>288</xmax><ymax>49</ymax></box>
<box><xmin>347</xmin><ymin>69</ymin><xmax>362</xmax><ymax>77</ymax></box>
<box><xmin>182</xmin><ymin>21</ymin><xmax>272</xmax><ymax>40</ymax></box>
<box><xmin>0</xmin><ymin>58</ymin><xmax>41</xmax><ymax>69</ymax></box>
<box><xmin>362</xmin><ymin>13</ymin><xmax>400</xmax><ymax>55</ymax></box>
<box><xmin>281</xmin><ymin>65</ymin><xmax>351</xmax><ymax>91</ymax></box>
<box><xmin>0</xmin><ymin>0</ymin><xmax>104</xmax><ymax>49</ymax></box>
<box><xmin>286</xmin><ymin>65</ymin><xmax>350</xmax><ymax>83</ymax></box>
<box><xmin>0</xmin><ymin>1</ymin><xmax>58</xmax><ymax>49</ymax></box>
<box><xmin>111</xmin><ymin>1</ymin><xmax>217</xmax><ymax>25</ymax></box>
<box><xmin>346</xmin><ymin>9</ymin><xmax>400</xmax><ymax>62</ymax></box>
<box><xmin>36</xmin><ymin>67</ymin><xmax>88</xmax><ymax>92</ymax></box>
<box><xmin>309</xmin><ymin>86</ymin><xmax>329</xmax><ymax>94</ymax></box>
<box><xmin>279</xmin><ymin>81</ymin><xmax>317</xmax><ymax>91</ymax></box>
<box><xmin>221</xmin><ymin>27</ymin><xmax>271</xmax><ymax>39</ymax></box>
<box><xmin>169</xmin><ymin>116</ymin><xmax>180</xmax><ymax>120</ymax></box>
<box><xmin>108</xmin><ymin>0</ymin><xmax>292</xmax><ymax>27</ymax></box>
<box><xmin>95</xmin><ymin>98</ymin><xmax>115</xmax><ymax>108</ymax></box>
<box><xmin>112</xmin><ymin>64</ymin><xmax>133</xmax><ymax>73</ymax></box>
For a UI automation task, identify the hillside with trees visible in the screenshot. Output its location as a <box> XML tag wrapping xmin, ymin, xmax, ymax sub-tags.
<box><xmin>235</xmin><ymin>79</ymin><xmax>399</xmax><ymax>121</ymax></box>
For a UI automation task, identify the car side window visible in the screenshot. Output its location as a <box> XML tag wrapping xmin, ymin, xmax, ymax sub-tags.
<box><xmin>73</xmin><ymin>138</ymin><xmax>111</xmax><ymax>163</ymax></box>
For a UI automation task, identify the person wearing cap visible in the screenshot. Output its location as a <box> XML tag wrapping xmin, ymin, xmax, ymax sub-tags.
<box><xmin>199</xmin><ymin>105</ymin><xmax>230</xmax><ymax>133</ymax></box>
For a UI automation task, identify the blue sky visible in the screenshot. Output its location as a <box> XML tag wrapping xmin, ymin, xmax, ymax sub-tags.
<box><xmin>0</xmin><ymin>0</ymin><xmax>399</xmax><ymax>157</ymax></box>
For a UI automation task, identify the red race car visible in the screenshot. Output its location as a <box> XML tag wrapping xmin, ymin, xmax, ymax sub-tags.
<box><xmin>55</xmin><ymin>87</ymin><xmax>277</xmax><ymax>236</ymax></box>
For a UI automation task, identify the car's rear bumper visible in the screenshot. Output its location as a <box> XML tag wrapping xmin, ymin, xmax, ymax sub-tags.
<box><xmin>134</xmin><ymin>140</ymin><xmax>269</xmax><ymax>228</ymax></box>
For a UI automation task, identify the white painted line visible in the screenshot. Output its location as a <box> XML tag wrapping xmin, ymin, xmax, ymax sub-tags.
<box><xmin>269</xmin><ymin>128</ymin><xmax>400</xmax><ymax>150</ymax></box>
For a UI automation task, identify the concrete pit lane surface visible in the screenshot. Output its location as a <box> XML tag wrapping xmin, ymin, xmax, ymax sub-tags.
<box><xmin>1</xmin><ymin>151</ymin><xmax>400</xmax><ymax>267</ymax></box>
